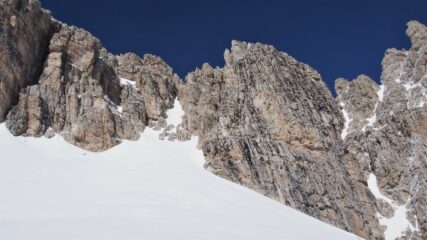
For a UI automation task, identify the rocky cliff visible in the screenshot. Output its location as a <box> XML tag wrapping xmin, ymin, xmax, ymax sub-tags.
<box><xmin>0</xmin><ymin>0</ymin><xmax>53</xmax><ymax>121</ymax></box>
<box><xmin>0</xmin><ymin>1</ymin><xmax>426</xmax><ymax>239</ymax></box>
<box><xmin>175</xmin><ymin>41</ymin><xmax>381</xmax><ymax>239</ymax></box>
<box><xmin>3</xmin><ymin>5</ymin><xmax>178</xmax><ymax>151</ymax></box>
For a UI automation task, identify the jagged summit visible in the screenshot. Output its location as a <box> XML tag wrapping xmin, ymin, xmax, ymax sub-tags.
<box><xmin>3</xmin><ymin>21</ymin><xmax>179</xmax><ymax>151</ymax></box>
<box><xmin>176</xmin><ymin>36</ymin><xmax>381</xmax><ymax>239</ymax></box>
<box><xmin>0</xmin><ymin>1</ymin><xmax>426</xmax><ymax>239</ymax></box>
<box><xmin>336</xmin><ymin>19</ymin><xmax>427</xmax><ymax>240</ymax></box>
<box><xmin>406</xmin><ymin>20</ymin><xmax>427</xmax><ymax>46</ymax></box>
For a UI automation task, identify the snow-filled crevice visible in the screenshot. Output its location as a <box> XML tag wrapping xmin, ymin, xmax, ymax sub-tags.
<box><xmin>120</xmin><ymin>77</ymin><xmax>136</xmax><ymax>87</ymax></box>
<box><xmin>165</xmin><ymin>99</ymin><xmax>184</xmax><ymax>127</ymax></box>
<box><xmin>367</xmin><ymin>173</ymin><xmax>415</xmax><ymax>240</ymax></box>
<box><xmin>340</xmin><ymin>101</ymin><xmax>352</xmax><ymax>140</ymax></box>
<box><xmin>362</xmin><ymin>85</ymin><xmax>385</xmax><ymax>132</ymax></box>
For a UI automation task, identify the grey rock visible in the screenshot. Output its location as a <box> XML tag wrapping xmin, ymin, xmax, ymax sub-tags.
<box><xmin>44</xmin><ymin>128</ymin><xmax>55</xmax><ymax>139</ymax></box>
<box><xmin>116</xmin><ymin>53</ymin><xmax>178</xmax><ymax>120</ymax></box>
<box><xmin>167</xmin><ymin>132</ymin><xmax>176</xmax><ymax>141</ymax></box>
<box><xmin>376</xmin><ymin>199</ymin><xmax>395</xmax><ymax>219</ymax></box>
<box><xmin>165</xmin><ymin>124</ymin><xmax>175</xmax><ymax>132</ymax></box>
<box><xmin>158</xmin><ymin>131</ymin><xmax>167</xmax><ymax>141</ymax></box>
<box><xmin>177</xmin><ymin>40</ymin><xmax>382</xmax><ymax>239</ymax></box>
<box><xmin>0</xmin><ymin>0</ymin><xmax>53</xmax><ymax>121</ymax></box>
<box><xmin>6</xmin><ymin>23</ymin><xmax>177</xmax><ymax>151</ymax></box>
<box><xmin>338</xmin><ymin>21</ymin><xmax>427</xmax><ymax>239</ymax></box>
<box><xmin>175</xmin><ymin>124</ymin><xmax>192</xmax><ymax>141</ymax></box>
<box><xmin>336</xmin><ymin>75</ymin><xmax>380</xmax><ymax>136</ymax></box>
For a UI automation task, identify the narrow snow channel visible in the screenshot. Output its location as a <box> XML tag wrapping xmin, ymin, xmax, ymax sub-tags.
<box><xmin>340</xmin><ymin>102</ymin><xmax>352</xmax><ymax>140</ymax></box>
<box><xmin>0</xmin><ymin>101</ymin><xmax>359</xmax><ymax>240</ymax></box>
<box><xmin>367</xmin><ymin>173</ymin><xmax>415</xmax><ymax>240</ymax></box>
<box><xmin>362</xmin><ymin>85</ymin><xmax>385</xmax><ymax>132</ymax></box>
<box><xmin>120</xmin><ymin>77</ymin><xmax>136</xmax><ymax>86</ymax></box>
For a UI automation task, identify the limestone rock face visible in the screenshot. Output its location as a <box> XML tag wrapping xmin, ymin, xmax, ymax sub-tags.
<box><xmin>1</xmin><ymin>2</ymin><xmax>427</xmax><ymax>239</ymax></box>
<box><xmin>338</xmin><ymin>21</ymin><xmax>427</xmax><ymax>239</ymax></box>
<box><xmin>117</xmin><ymin>53</ymin><xmax>178</xmax><ymax>120</ymax></box>
<box><xmin>5</xmin><ymin>24</ymin><xmax>177</xmax><ymax>151</ymax></box>
<box><xmin>0</xmin><ymin>0</ymin><xmax>53</xmax><ymax>121</ymax></box>
<box><xmin>176</xmin><ymin>40</ymin><xmax>382</xmax><ymax>239</ymax></box>
<box><xmin>335</xmin><ymin>75</ymin><xmax>380</xmax><ymax>136</ymax></box>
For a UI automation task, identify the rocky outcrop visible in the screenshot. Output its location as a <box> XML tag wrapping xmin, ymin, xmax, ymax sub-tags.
<box><xmin>116</xmin><ymin>53</ymin><xmax>178</xmax><ymax>120</ymax></box>
<box><xmin>5</xmin><ymin>23</ymin><xmax>177</xmax><ymax>151</ymax></box>
<box><xmin>176</xmin><ymin>41</ymin><xmax>382</xmax><ymax>239</ymax></box>
<box><xmin>0</xmin><ymin>0</ymin><xmax>53</xmax><ymax>121</ymax></box>
<box><xmin>338</xmin><ymin>21</ymin><xmax>427</xmax><ymax>239</ymax></box>
<box><xmin>335</xmin><ymin>75</ymin><xmax>381</xmax><ymax>137</ymax></box>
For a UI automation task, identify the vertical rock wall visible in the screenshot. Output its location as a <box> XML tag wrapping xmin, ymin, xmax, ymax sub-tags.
<box><xmin>176</xmin><ymin>41</ymin><xmax>382</xmax><ymax>239</ymax></box>
<box><xmin>0</xmin><ymin>0</ymin><xmax>53</xmax><ymax>121</ymax></box>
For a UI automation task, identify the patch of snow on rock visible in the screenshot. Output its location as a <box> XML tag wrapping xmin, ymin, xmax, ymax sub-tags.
<box><xmin>378</xmin><ymin>85</ymin><xmax>386</xmax><ymax>102</ymax></box>
<box><xmin>362</xmin><ymin>85</ymin><xmax>385</xmax><ymax>132</ymax></box>
<box><xmin>165</xmin><ymin>99</ymin><xmax>184</xmax><ymax>126</ymax></box>
<box><xmin>368</xmin><ymin>173</ymin><xmax>415</xmax><ymax>240</ymax></box>
<box><xmin>340</xmin><ymin>102</ymin><xmax>352</xmax><ymax>140</ymax></box>
<box><xmin>120</xmin><ymin>77</ymin><xmax>136</xmax><ymax>86</ymax></box>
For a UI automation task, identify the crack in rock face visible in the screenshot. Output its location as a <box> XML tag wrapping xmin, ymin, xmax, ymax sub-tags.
<box><xmin>1</xmin><ymin>1</ymin><xmax>427</xmax><ymax>239</ymax></box>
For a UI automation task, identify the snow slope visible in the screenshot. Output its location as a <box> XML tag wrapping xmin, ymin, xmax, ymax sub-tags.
<box><xmin>0</xmin><ymin>102</ymin><xmax>360</xmax><ymax>240</ymax></box>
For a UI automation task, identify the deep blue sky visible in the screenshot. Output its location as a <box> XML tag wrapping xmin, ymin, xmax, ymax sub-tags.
<box><xmin>42</xmin><ymin>0</ymin><xmax>427</xmax><ymax>94</ymax></box>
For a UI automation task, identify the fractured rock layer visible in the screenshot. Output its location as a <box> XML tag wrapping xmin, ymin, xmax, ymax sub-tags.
<box><xmin>5</xmin><ymin>20</ymin><xmax>177</xmax><ymax>151</ymax></box>
<box><xmin>176</xmin><ymin>41</ymin><xmax>382</xmax><ymax>239</ymax></box>
<box><xmin>339</xmin><ymin>21</ymin><xmax>427</xmax><ymax>239</ymax></box>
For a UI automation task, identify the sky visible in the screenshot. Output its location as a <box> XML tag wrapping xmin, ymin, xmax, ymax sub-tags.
<box><xmin>42</xmin><ymin>0</ymin><xmax>427</xmax><ymax>94</ymax></box>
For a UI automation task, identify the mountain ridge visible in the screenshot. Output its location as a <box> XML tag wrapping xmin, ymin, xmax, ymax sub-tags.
<box><xmin>1</xmin><ymin>1</ymin><xmax>426</xmax><ymax>239</ymax></box>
